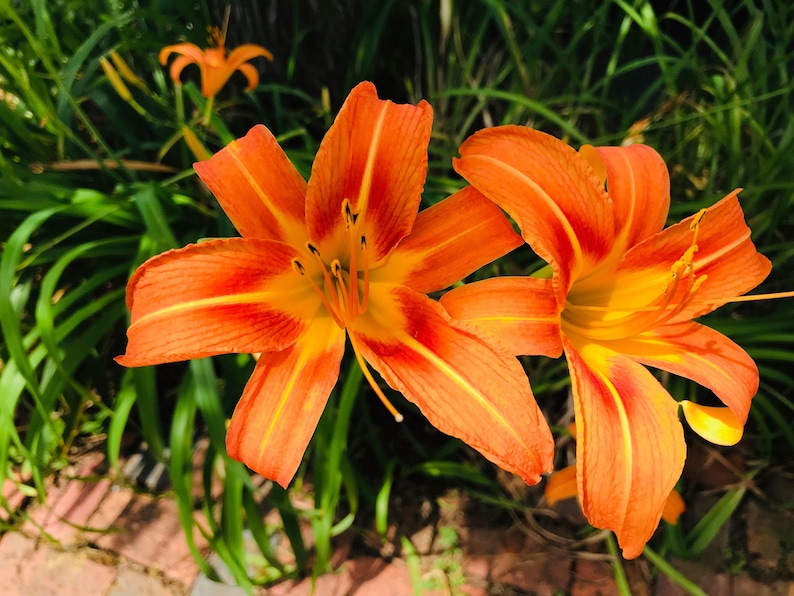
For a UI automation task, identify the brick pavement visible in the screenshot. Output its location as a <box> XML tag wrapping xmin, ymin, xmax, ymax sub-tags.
<box><xmin>1</xmin><ymin>448</ymin><xmax>793</xmax><ymax>595</ymax></box>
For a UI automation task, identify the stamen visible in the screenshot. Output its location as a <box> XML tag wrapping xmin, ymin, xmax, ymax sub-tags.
<box><xmin>307</xmin><ymin>242</ymin><xmax>343</xmax><ymax>316</ymax></box>
<box><xmin>359</xmin><ymin>236</ymin><xmax>370</xmax><ymax>314</ymax></box>
<box><xmin>330</xmin><ymin>258</ymin><xmax>350</xmax><ymax>319</ymax></box>
<box><xmin>690</xmin><ymin>208</ymin><xmax>707</xmax><ymax>241</ymax></box>
<box><xmin>720</xmin><ymin>290</ymin><xmax>794</xmax><ymax>303</ymax></box>
<box><xmin>349</xmin><ymin>335</ymin><xmax>403</xmax><ymax>423</ymax></box>
<box><xmin>563</xmin><ymin>220</ymin><xmax>710</xmax><ymax>341</ymax></box>
<box><xmin>292</xmin><ymin>257</ymin><xmax>345</xmax><ymax>329</ymax></box>
<box><xmin>347</xmin><ymin>222</ymin><xmax>359</xmax><ymax>319</ymax></box>
<box><xmin>291</xmin><ymin>258</ymin><xmax>305</xmax><ymax>275</ymax></box>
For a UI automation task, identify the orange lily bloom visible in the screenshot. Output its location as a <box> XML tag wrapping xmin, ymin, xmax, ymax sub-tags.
<box><xmin>545</xmin><ymin>424</ymin><xmax>685</xmax><ymax>528</ymax></box>
<box><xmin>159</xmin><ymin>27</ymin><xmax>273</xmax><ymax>98</ymax></box>
<box><xmin>545</xmin><ymin>465</ymin><xmax>685</xmax><ymax>526</ymax></box>
<box><xmin>116</xmin><ymin>83</ymin><xmax>554</xmax><ymax>489</ymax></box>
<box><xmin>441</xmin><ymin>126</ymin><xmax>771</xmax><ymax>558</ymax></box>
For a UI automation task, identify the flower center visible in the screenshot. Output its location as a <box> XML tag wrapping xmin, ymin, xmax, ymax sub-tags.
<box><xmin>289</xmin><ymin>200</ymin><xmax>402</xmax><ymax>423</ymax></box>
<box><xmin>562</xmin><ymin>209</ymin><xmax>709</xmax><ymax>342</ymax></box>
<box><xmin>291</xmin><ymin>199</ymin><xmax>370</xmax><ymax>330</ymax></box>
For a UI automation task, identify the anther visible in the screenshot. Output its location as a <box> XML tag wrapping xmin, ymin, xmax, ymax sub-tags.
<box><xmin>342</xmin><ymin>198</ymin><xmax>358</xmax><ymax>229</ymax></box>
<box><xmin>306</xmin><ymin>242</ymin><xmax>321</xmax><ymax>257</ymax></box>
<box><xmin>331</xmin><ymin>259</ymin><xmax>343</xmax><ymax>278</ymax></box>
<box><xmin>291</xmin><ymin>259</ymin><xmax>306</xmax><ymax>275</ymax></box>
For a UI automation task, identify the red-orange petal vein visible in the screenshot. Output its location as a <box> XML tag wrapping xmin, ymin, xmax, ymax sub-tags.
<box><xmin>194</xmin><ymin>124</ymin><xmax>308</xmax><ymax>244</ymax></box>
<box><xmin>374</xmin><ymin>186</ymin><xmax>523</xmax><ymax>293</ymax></box>
<box><xmin>351</xmin><ymin>284</ymin><xmax>554</xmax><ymax>485</ymax></box>
<box><xmin>227</xmin><ymin>315</ymin><xmax>346</xmax><ymax>488</ymax></box>
<box><xmin>306</xmin><ymin>82</ymin><xmax>434</xmax><ymax>262</ymax></box>
<box><xmin>117</xmin><ymin>238</ymin><xmax>313</xmax><ymax>367</ymax></box>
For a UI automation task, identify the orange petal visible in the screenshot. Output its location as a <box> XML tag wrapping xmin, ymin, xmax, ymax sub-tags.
<box><xmin>225</xmin><ymin>44</ymin><xmax>274</xmax><ymax>70</ymax></box>
<box><xmin>200</xmin><ymin>66</ymin><xmax>228</xmax><ymax>98</ymax></box>
<box><xmin>373</xmin><ymin>186</ymin><xmax>523</xmax><ymax>293</ymax></box>
<box><xmin>236</xmin><ymin>63</ymin><xmax>260</xmax><ymax>91</ymax></box>
<box><xmin>165</xmin><ymin>55</ymin><xmax>197</xmax><ymax>86</ymax></box>
<box><xmin>116</xmin><ymin>238</ymin><xmax>314</xmax><ymax>367</ymax></box>
<box><xmin>305</xmin><ymin>81</ymin><xmax>434</xmax><ymax>262</ymax></box>
<box><xmin>454</xmin><ymin>126</ymin><xmax>614</xmax><ymax>303</ymax></box>
<box><xmin>680</xmin><ymin>402</ymin><xmax>744</xmax><ymax>446</ymax></box>
<box><xmin>227</xmin><ymin>316</ymin><xmax>346</xmax><ymax>487</ymax></box>
<box><xmin>193</xmin><ymin>124</ymin><xmax>308</xmax><ymax>244</ymax></box>
<box><xmin>350</xmin><ymin>285</ymin><xmax>554</xmax><ymax>485</ymax></box>
<box><xmin>565</xmin><ymin>338</ymin><xmax>686</xmax><ymax>559</ymax></box>
<box><xmin>545</xmin><ymin>465</ymin><xmax>578</xmax><ymax>506</ymax></box>
<box><xmin>619</xmin><ymin>322</ymin><xmax>757</xmax><ymax>429</ymax></box>
<box><xmin>661</xmin><ymin>488</ymin><xmax>685</xmax><ymax>525</ymax></box>
<box><xmin>440</xmin><ymin>277</ymin><xmax>562</xmax><ymax>357</ymax></box>
<box><xmin>159</xmin><ymin>43</ymin><xmax>205</xmax><ymax>66</ymax></box>
<box><xmin>587</xmin><ymin>144</ymin><xmax>670</xmax><ymax>252</ymax></box>
<box><xmin>619</xmin><ymin>192</ymin><xmax>771</xmax><ymax>320</ymax></box>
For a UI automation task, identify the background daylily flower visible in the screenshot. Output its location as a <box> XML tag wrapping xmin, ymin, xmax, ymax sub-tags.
<box><xmin>545</xmin><ymin>423</ymin><xmax>686</xmax><ymax>528</ymax></box>
<box><xmin>441</xmin><ymin>126</ymin><xmax>772</xmax><ymax>558</ymax></box>
<box><xmin>116</xmin><ymin>83</ymin><xmax>554</xmax><ymax>489</ymax></box>
<box><xmin>545</xmin><ymin>464</ymin><xmax>686</xmax><ymax>526</ymax></box>
<box><xmin>159</xmin><ymin>26</ymin><xmax>273</xmax><ymax>99</ymax></box>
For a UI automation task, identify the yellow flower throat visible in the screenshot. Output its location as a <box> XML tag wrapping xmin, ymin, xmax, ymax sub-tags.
<box><xmin>562</xmin><ymin>209</ymin><xmax>709</xmax><ymax>342</ymax></box>
<box><xmin>291</xmin><ymin>198</ymin><xmax>371</xmax><ymax>329</ymax></box>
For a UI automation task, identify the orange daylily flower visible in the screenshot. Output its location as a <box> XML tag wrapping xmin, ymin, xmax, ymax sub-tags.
<box><xmin>159</xmin><ymin>27</ymin><xmax>273</xmax><ymax>98</ymax></box>
<box><xmin>441</xmin><ymin>126</ymin><xmax>771</xmax><ymax>558</ymax></box>
<box><xmin>545</xmin><ymin>465</ymin><xmax>685</xmax><ymax>526</ymax></box>
<box><xmin>116</xmin><ymin>83</ymin><xmax>554</xmax><ymax>489</ymax></box>
<box><xmin>545</xmin><ymin>424</ymin><xmax>685</xmax><ymax>528</ymax></box>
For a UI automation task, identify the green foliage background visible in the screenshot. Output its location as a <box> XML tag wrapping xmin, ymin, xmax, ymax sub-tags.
<box><xmin>1</xmin><ymin>0</ymin><xmax>792</xmax><ymax>590</ymax></box>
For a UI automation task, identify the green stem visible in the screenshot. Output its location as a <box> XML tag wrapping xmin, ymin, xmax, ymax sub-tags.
<box><xmin>643</xmin><ymin>545</ymin><xmax>708</xmax><ymax>596</ymax></box>
<box><xmin>605</xmin><ymin>533</ymin><xmax>632</xmax><ymax>596</ymax></box>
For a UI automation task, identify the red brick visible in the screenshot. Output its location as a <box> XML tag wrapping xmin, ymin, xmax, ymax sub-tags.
<box><xmin>0</xmin><ymin>478</ymin><xmax>28</xmax><ymax>521</ymax></box>
<box><xmin>107</xmin><ymin>567</ymin><xmax>183</xmax><ymax>596</ymax></box>
<box><xmin>0</xmin><ymin>532</ymin><xmax>36</xmax><ymax>592</ymax></box>
<box><xmin>83</xmin><ymin>485</ymin><xmax>135</xmax><ymax>534</ymax></box>
<box><xmin>44</xmin><ymin>477</ymin><xmax>112</xmax><ymax>544</ymax></box>
<box><xmin>94</xmin><ymin>493</ymin><xmax>207</xmax><ymax>586</ymax></box>
<box><xmin>570</xmin><ymin>558</ymin><xmax>620</xmax><ymax>596</ymax></box>
<box><xmin>491</xmin><ymin>551</ymin><xmax>571</xmax><ymax>594</ymax></box>
<box><xmin>0</xmin><ymin>534</ymin><xmax>116</xmax><ymax>596</ymax></box>
<box><xmin>341</xmin><ymin>557</ymin><xmax>416</xmax><ymax>596</ymax></box>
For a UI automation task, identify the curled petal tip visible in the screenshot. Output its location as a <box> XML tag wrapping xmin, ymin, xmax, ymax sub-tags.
<box><xmin>680</xmin><ymin>401</ymin><xmax>744</xmax><ymax>446</ymax></box>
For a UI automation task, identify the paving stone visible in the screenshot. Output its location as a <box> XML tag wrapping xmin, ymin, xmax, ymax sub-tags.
<box><xmin>746</xmin><ymin>498</ymin><xmax>794</xmax><ymax>578</ymax></box>
<box><xmin>265</xmin><ymin>573</ymin><xmax>341</xmax><ymax>595</ymax></box>
<box><xmin>108</xmin><ymin>567</ymin><xmax>183</xmax><ymax>596</ymax></box>
<box><xmin>490</xmin><ymin>551</ymin><xmax>572</xmax><ymax>594</ymax></box>
<box><xmin>44</xmin><ymin>477</ymin><xmax>113</xmax><ymax>544</ymax></box>
<box><xmin>459</xmin><ymin>586</ymin><xmax>489</xmax><ymax>596</ymax></box>
<box><xmin>732</xmin><ymin>574</ymin><xmax>794</xmax><ymax>596</ymax></box>
<box><xmin>570</xmin><ymin>558</ymin><xmax>620</xmax><ymax>596</ymax></box>
<box><xmin>0</xmin><ymin>532</ymin><xmax>36</xmax><ymax>591</ymax></box>
<box><xmin>94</xmin><ymin>493</ymin><xmax>207</xmax><ymax>586</ymax></box>
<box><xmin>341</xmin><ymin>557</ymin><xmax>416</xmax><ymax>595</ymax></box>
<box><xmin>189</xmin><ymin>549</ymin><xmax>248</xmax><ymax>596</ymax></box>
<box><xmin>650</xmin><ymin>557</ymin><xmax>729</xmax><ymax>596</ymax></box>
<box><xmin>0</xmin><ymin>533</ymin><xmax>116</xmax><ymax>596</ymax></box>
<box><xmin>462</xmin><ymin>554</ymin><xmax>491</xmax><ymax>584</ymax></box>
<box><xmin>83</xmin><ymin>484</ymin><xmax>135</xmax><ymax>536</ymax></box>
<box><xmin>22</xmin><ymin>451</ymin><xmax>112</xmax><ymax>545</ymax></box>
<box><xmin>0</xmin><ymin>478</ymin><xmax>29</xmax><ymax>522</ymax></box>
